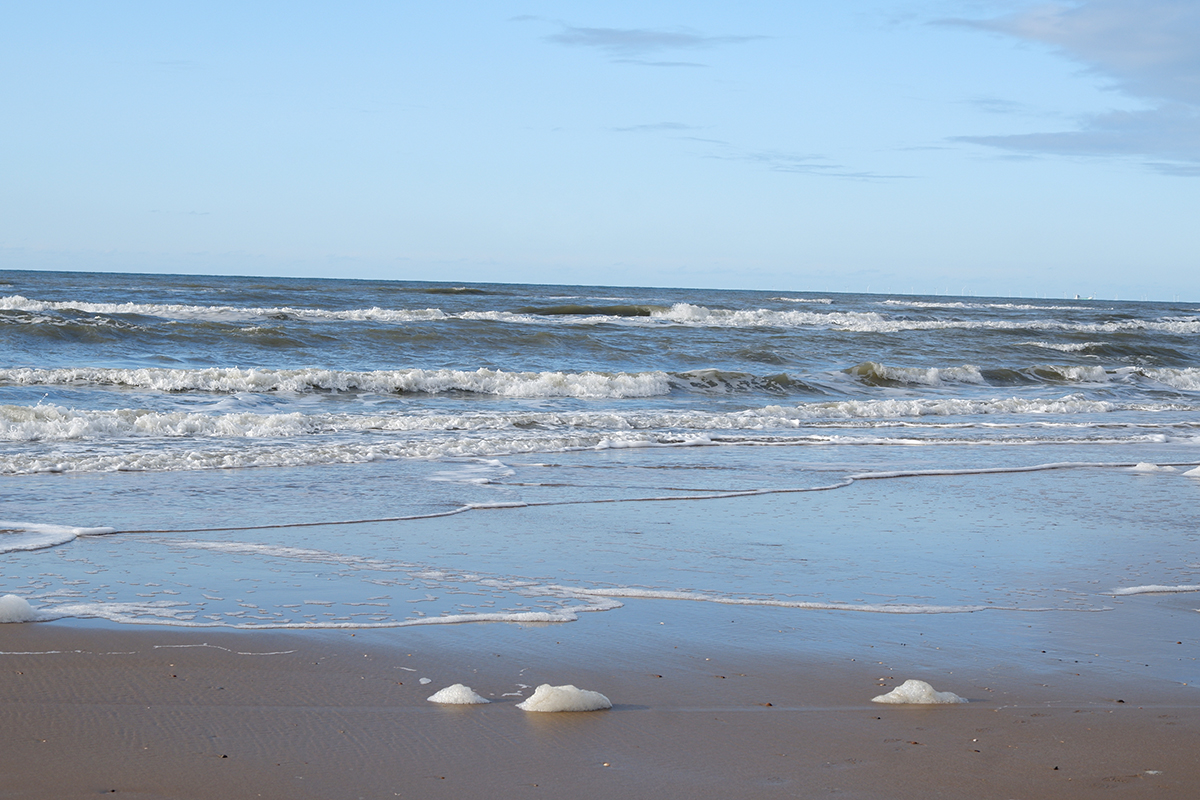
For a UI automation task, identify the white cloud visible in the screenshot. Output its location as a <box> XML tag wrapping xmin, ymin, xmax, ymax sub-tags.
<box><xmin>542</xmin><ymin>24</ymin><xmax>763</xmax><ymax>65</ymax></box>
<box><xmin>948</xmin><ymin>0</ymin><xmax>1200</xmax><ymax>172</ymax></box>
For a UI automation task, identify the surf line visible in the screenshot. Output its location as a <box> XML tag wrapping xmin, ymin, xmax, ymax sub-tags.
<box><xmin>109</xmin><ymin>459</ymin><xmax>1194</xmax><ymax>536</ymax></box>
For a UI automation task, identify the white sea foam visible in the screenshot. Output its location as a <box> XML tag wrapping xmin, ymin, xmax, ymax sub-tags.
<box><xmin>516</xmin><ymin>684</ymin><xmax>611</xmax><ymax>712</ymax></box>
<box><xmin>550</xmin><ymin>585</ymin><xmax>1002</xmax><ymax>614</ymax></box>
<box><xmin>1109</xmin><ymin>585</ymin><xmax>1200</xmax><ymax>596</ymax></box>
<box><xmin>427</xmin><ymin>684</ymin><xmax>490</xmax><ymax>704</ymax></box>
<box><xmin>35</xmin><ymin>600</ymin><xmax>199</xmax><ymax>624</ymax></box>
<box><xmin>1129</xmin><ymin>463</ymin><xmax>1178</xmax><ymax>472</ymax></box>
<box><xmin>0</xmin><ymin>521</ymin><xmax>115</xmax><ymax>553</ymax></box>
<box><xmin>871</xmin><ymin>679</ymin><xmax>966</xmax><ymax>704</ymax></box>
<box><xmin>35</xmin><ymin>601</ymin><xmax>619</xmax><ymax>628</ymax></box>
<box><xmin>1184</xmin><ymin>467</ymin><xmax>1200</xmax><ymax>477</ymax></box>
<box><xmin>0</xmin><ymin>595</ymin><xmax>37</xmax><ymax>623</ymax></box>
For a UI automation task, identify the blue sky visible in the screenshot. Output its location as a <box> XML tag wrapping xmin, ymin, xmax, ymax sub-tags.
<box><xmin>2</xmin><ymin>1</ymin><xmax>1198</xmax><ymax>299</ymax></box>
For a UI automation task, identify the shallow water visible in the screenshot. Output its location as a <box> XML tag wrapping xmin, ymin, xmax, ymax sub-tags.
<box><xmin>3</xmin><ymin>270</ymin><xmax>1199</xmax><ymax>630</ymax></box>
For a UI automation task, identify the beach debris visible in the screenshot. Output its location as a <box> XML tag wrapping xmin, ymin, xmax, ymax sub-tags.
<box><xmin>0</xmin><ymin>594</ymin><xmax>36</xmax><ymax>623</ymax></box>
<box><xmin>427</xmin><ymin>683</ymin><xmax>490</xmax><ymax>704</ymax></box>
<box><xmin>516</xmin><ymin>683</ymin><xmax>612</xmax><ymax>712</ymax></box>
<box><xmin>871</xmin><ymin>679</ymin><xmax>966</xmax><ymax>704</ymax></box>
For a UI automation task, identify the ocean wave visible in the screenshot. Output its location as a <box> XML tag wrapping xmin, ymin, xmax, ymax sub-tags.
<box><xmin>1</xmin><ymin>398</ymin><xmax>1188</xmax><ymax>474</ymax></box>
<box><xmin>511</xmin><ymin>303</ymin><xmax>665</xmax><ymax>317</ymax></box>
<box><xmin>1020</xmin><ymin>341</ymin><xmax>1105</xmax><ymax>353</ymax></box>
<box><xmin>651</xmin><ymin>303</ymin><xmax>888</xmax><ymax>328</ymax></box>
<box><xmin>5</xmin><ymin>396</ymin><xmax>1185</xmax><ymax>444</ymax></box>
<box><xmin>0</xmin><ymin>295</ymin><xmax>450</xmax><ymax>324</ymax></box>
<box><xmin>880</xmin><ymin>299</ymin><xmax>1099</xmax><ymax>312</ymax></box>
<box><xmin>1137</xmin><ymin>367</ymin><xmax>1200</xmax><ymax>391</ymax></box>
<box><xmin>6</xmin><ymin>293</ymin><xmax>1200</xmax><ymax>335</ymax></box>
<box><xmin>846</xmin><ymin>362</ymin><xmax>1200</xmax><ymax>391</ymax></box>
<box><xmin>0</xmin><ymin>366</ymin><xmax>673</xmax><ymax>398</ymax></box>
<box><xmin>846</xmin><ymin>362</ymin><xmax>986</xmax><ymax>386</ymax></box>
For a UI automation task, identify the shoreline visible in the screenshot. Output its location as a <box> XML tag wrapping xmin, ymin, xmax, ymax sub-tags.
<box><xmin>4</xmin><ymin>597</ymin><xmax>1198</xmax><ymax>799</ymax></box>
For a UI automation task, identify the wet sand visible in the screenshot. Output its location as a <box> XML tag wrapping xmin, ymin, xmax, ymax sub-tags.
<box><xmin>3</xmin><ymin>595</ymin><xmax>1198</xmax><ymax>799</ymax></box>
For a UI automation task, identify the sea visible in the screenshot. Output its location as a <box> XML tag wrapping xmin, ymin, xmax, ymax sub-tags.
<box><xmin>3</xmin><ymin>269</ymin><xmax>1200</xmax><ymax>632</ymax></box>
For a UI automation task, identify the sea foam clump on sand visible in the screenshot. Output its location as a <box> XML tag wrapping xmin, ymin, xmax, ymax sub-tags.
<box><xmin>516</xmin><ymin>684</ymin><xmax>612</xmax><ymax>712</ymax></box>
<box><xmin>872</xmin><ymin>679</ymin><xmax>966</xmax><ymax>704</ymax></box>
<box><xmin>0</xmin><ymin>594</ymin><xmax>36</xmax><ymax>623</ymax></box>
<box><xmin>1130</xmin><ymin>463</ymin><xmax>1177</xmax><ymax>472</ymax></box>
<box><xmin>427</xmin><ymin>684</ymin><xmax>490</xmax><ymax>704</ymax></box>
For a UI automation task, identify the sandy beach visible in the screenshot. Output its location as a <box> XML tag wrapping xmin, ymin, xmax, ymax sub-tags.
<box><xmin>4</xmin><ymin>272</ymin><xmax>1200</xmax><ymax>798</ymax></box>
<box><xmin>4</xmin><ymin>590</ymin><xmax>1198</xmax><ymax>799</ymax></box>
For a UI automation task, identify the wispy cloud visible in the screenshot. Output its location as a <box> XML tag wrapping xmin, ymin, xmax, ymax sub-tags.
<box><xmin>611</xmin><ymin>122</ymin><xmax>700</xmax><ymax>133</ymax></box>
<box><xmin>535</xmin><ymin>23</ymin><xmax>764</xmax><ymax>66</ymax></box>
<box><xmin>610</xmin><ymin>125</ymin><xmax>905</xmax><ymax>180</ymax></box>
<box><xmin>707</xmin><ymin>148</ymin><xmax>911</xmax><ymax>181</ymax></box>
<box><xmin>944</xmin><ymin>0</ymin><xmax>1200</xmax><ymax>174</ymax></box>
<box><xmin>967</xmin><ymin>95</ymin><xmax>1037</xmax><ymax>115</ymax></box>
<box><xmin>547</xmin><ymin>25</ymin><xmax>762</xmax><ymax>55</ymax></box>
<box><xmin>956</xmin><ymin>104</ymin><xmax>1200</xmax><ymax>168</ymax></box>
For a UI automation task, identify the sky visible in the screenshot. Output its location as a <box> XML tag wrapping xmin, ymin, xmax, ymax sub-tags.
<box><xmin>2</xmin><ymin>1</ymin><xmax>1198</xmax><ymax>300</ymax></box>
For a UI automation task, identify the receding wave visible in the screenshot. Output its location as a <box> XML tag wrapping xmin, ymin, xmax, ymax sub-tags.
<box><xmin>0</xmin><ymin>520</ymin><xmax>116</xmax><ymax>553</ymax></box>
<box><xmin>3</xmin><ymin>395</ymin><xmax>1189</xmax><ymax>474</ymax></box>
<box><xmin>2</xmin><ymin>396</ymin><xmax>1175</xmax><ymax>444</ymax></box>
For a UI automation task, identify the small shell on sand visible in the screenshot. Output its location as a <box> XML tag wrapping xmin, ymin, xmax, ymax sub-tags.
<box><xmin>516</xmin><ymin>683</ymin><xmax>612</xmax><ymax>712</ymax></box>
<box><xmin>871</xmin><ymin>679</ymin><xmax>966</xmax><ymax>704</ymax></box>
<box><xmin>427</xmin><ymin>684</ymin><xmax>490</xmax><ymax>704</ymax></box>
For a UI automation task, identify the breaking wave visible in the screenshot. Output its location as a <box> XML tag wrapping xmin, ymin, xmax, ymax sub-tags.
<box><xmin>7</xmin><ymin>294</ymin><xmax>1198</xmax><ymax>335</ymax></box>
<box><xmin>0</xmin><ymin>366</ymin><xmax>673</xmax><ymax>398</ymax></box>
